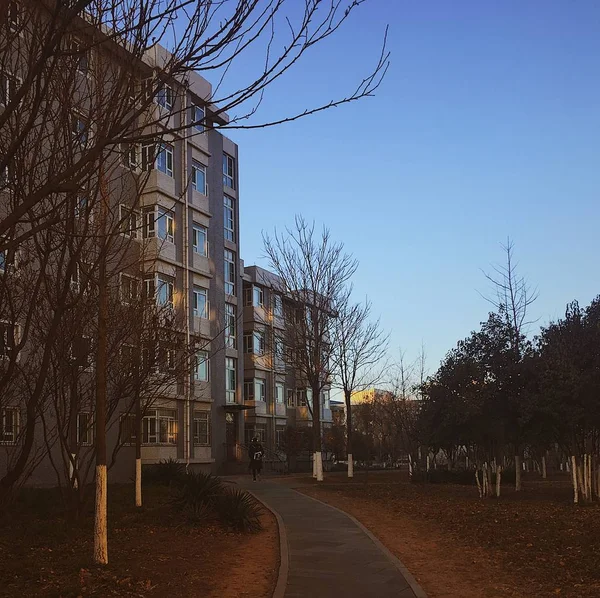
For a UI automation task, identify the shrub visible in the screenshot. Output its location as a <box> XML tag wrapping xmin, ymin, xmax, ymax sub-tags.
<box><xmin>216</xmin><ymin>489</ymin><xmax>263</xmax><ymax>533</ymax></box>
<box><xmin>171</xmin><ymin>471</ymin><xmax>224</xmax><ymax>522</ymax></box>
<box><xmin>144</xmin><ymin>458</ymin><xmax>186</xmax><ymax>487</ymax></box>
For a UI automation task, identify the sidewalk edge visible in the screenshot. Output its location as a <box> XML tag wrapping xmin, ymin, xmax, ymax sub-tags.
<box><xmin>298</xmin><ymin>489</ymin><xmax>428</xmax><ymax>598</ymax></box>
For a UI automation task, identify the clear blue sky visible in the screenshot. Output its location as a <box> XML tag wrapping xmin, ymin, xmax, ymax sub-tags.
<box><xmin>224</xmin><ymin>0</ymin><xmax>600</xmax><ymax>373</ymax></box>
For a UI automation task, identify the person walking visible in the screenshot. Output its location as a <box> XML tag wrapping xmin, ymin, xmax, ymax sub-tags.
<box><xmin>248</xmin><ymin>436</ymin><xmax>264</xmax><ymax>481</ymax></box>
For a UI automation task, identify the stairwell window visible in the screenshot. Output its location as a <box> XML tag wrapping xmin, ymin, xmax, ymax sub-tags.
<box><xmin>224</xmin><ymin>249</ymin><xmax>235</xmax><ymax>295</ymax></box>
<box><xmin>224</xmin><ymin>196</ymin><xmax>235</xmax><ymax>241</ymax></box>
<box><xmin>223</xmin><ymin>153</ymin><xmax>235</xmax><ymax>189</ymax></box>
<box><xmin>157</xmin><ymin>275</ymin><xmax>174</xmax><ymax>309</ymax></box>
<box><xmin>275</xmin><ymin>383</ymin><xmax>285</xmax><ymax>404</ymax></box>
<box><xmin>156</xmin><ymin>84</ymin><xmax>173</xmax><ymax>110</ymax></box>
<box><xmin>254</xmin><ymin>378</ymin><xmax>266</xmax><ymax>402</ymax></box>
<box><xmin>157</xmin><ymin>206</ymin><xmax>175</xmax><ymax>243</ymax></box>
<box><xmin>225</xmin><ymin>357</ymin><xmax>236</xmax><ymax>403</ymax></box>
<box><xmin>225</xmin><ymin>303</ymin><xmax>236</xmax><ymax>348</ymax></box>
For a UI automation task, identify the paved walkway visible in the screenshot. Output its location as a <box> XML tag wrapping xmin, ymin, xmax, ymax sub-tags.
<box><xmin>234</xmin><ymin>477</ymin><xmax>425</xmax><ymax>598</ymax></box>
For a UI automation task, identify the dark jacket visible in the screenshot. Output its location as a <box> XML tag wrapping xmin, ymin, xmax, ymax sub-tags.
<box><xmin>249</xmin><ymin>442</ymin><xmax>264</xmax><ymax>463</ymax></box>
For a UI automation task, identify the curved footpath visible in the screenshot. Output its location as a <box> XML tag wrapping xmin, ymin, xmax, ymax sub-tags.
<box><xmin>233</xmin><ymin>477</ymin><xmax>427</xmax><ymax>598</ymax></box>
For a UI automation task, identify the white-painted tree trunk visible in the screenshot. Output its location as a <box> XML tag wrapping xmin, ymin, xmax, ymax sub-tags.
<box><xmin>135</xmin><ymin>458</ymin><xmax>142</xmax><ymax>507</ymax></box>
<box><xmin>566</xmin><ymin>460</ymin><xmax>570</xmax><ymax>473</ymax></box>
<box><xmin>465</xmin><ymin>455</ymin><xmax>469</xmax><ymax>469</ymax></box>
<box><xmin>475</xmin><ymin>469</ymin><xmax>482</xmax><ymax>498</ymax></box>
<box><xmin>482</xmin><ymin>463</ymin><xmax>488</xmax><ymax>497</ymax></box>
<box><xmin>408</xmin><ymin>454</ymin><xmax>413</xmax><ymax>478</ymax></box>
<box><xmin>94</xmin><ymin>465</ymin><xmax>108</xmax><ymax>564</ymax></box>
<box><xmin>312</xmin><ymin>453</ymin><xmax>317</xmax><ymax>478</ymax></box>
<box><xmin>347</xmin><ymin>453</ymin><xmax>354</xmax><ymax>478</ymax></box>
<box><xmin>515</xmin><ymin>455</ymin><xmax>522</xmax><ymax>491</ymax></box>
<box><xmin>496</xmin><ymin>465</ymin><xmax>502</xmax><ymax>497</ymax></box>
<box><xmin>70</xmin><ymin>453</ymin><xmax>78</xmax><ymax>489</ymax></box>
<box><xmin>571</xmin><ymin>455</ymin><xmax>578</xmax><ymax>504</ymax></box>
<box><xmin>542</xmin><ymin>455</ymin><xmax>547</xmax><ymax>479</ymax></box>
<box><xmin>584</xmin><ymin>454</ymin><xmax>589</xmax><ymax>500</ymax></box>
<box><xmin>426</xmin><ymin>454</ymin><xmax>430</xmax><ymax>472</ymax></box>
<box><xmin>315</xmin><ymin>451</ymin><xmax>324</xmax><ymax>482</ymax></box>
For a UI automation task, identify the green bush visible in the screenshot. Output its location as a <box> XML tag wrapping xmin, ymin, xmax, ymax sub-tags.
<box><xmin>144</xmin><ymin>458</ymin><xmax>186</xmax><ymax>487</ymax></box>
<box><xmin>216</xmin><ymin>489</ymin><xmax>263</xmax><ymax>533</ymax></box>
<box><xmin>171</xmin><ymin>471</ymin><xmax>224</xmax><ymax>521</ymax></box>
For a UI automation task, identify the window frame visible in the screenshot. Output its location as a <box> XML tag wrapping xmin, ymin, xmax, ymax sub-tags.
<box><xmin>156</xmin><ymin>142</ymin><xmax>174</xmax><ymax>177</ymax></box>
<box><xmin>193</xmin><ymin>410</ymin><xmax>210</xmax><ymax>446</ymax></box>
<box><xmin>222</xmin><ymin>153</ymin><xmax>235</xmax><ymax>189</ymax></box>
<box><xmin>224</xmin><ymin>249</ymin><xmax>235</xmax><ymax>295</ymax></box>
<box><xmin>191</xmin><ymin>104</ymin><xmax>205</xmax><ymax>133</ymax></box>
<box><xmin>191</xmin><ymin>159</ymin><xmax>207</xmax><ymax>194</ymax></box>
<box><xmin>225</xmin><ymin>357</ymin><xmax>236</xmax><ymax>403</ymax></box>
<box><xmin>194</xmin><ymin>350</ymin><xmax>209</xmax><ymax>382</ymax></box>
<box><xmin>192</xmin><ymin>286</ymin><xmax>208</xmax><ymax>319</ymax></box>
<box><xmin>76</xmin><ymin>412</ymin><xmax>93</xmax><ymax>446</ymax></box>
<box><xmin>119</xmin><ymin>204</ymin><xmax>139</xmax><ymax>239</ymax></box>
<box><xmin>225</xmin><ymin>303</ymin><xmax>236</xmax><ymax>348</ymax></box>
<box><xmin>142</xmin><ymin>409</ymin><xmax>177</xmax><ymax>445</ymax></box>
<box><xmin>275</xmin><ymin>383</ymin><xmax>285</xmax><ymax>404</ymax></box>
<box><xmin>1</xmin><ymin>407</ymin><xmax>19</xmax><ymax>445</ymax></box>
<box><xmin>192</xmin><ymin>224</ymin><xmax>207</xmax><ymax>256</ymax></box>
<box><xmin>224</xmin><ymin>195</ymin><xmax>235</xmax><ymax>241</ymax></box>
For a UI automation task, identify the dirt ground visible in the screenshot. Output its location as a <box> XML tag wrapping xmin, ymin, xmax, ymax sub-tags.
<box><xmin>294</xmin><ymin>471</ymin><xmax>600</xmax><ymax>598</ymax></box>
<box><xmin>0</xmin><ymin>483</ymin><xmax>278</xmax><ymax>597</ymax></box>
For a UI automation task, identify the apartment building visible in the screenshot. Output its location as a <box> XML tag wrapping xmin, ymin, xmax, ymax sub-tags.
<box><xmin>0</xmin><ymin>9</ymin><xmax>246</xmax><ymax>485</ymax></box>
<box><xmin>240</xmin><ymin>265</ymin><xmax>333</xmax><ymax>456</ymax></box>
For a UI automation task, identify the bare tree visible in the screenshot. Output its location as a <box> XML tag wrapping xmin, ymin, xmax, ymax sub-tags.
<box><xmin>331</xmin><ymin>297</ymin><xmax>388</xmax><ymax>477</ymax></box>
<box><xmin>481</xmin><ymin>238</ymin><xmax>538</xmax><ymax>491</ymax></box>
<box><xmin>263</xmin><ymin>216</ymin><xmax>357</xmax><ymax>481</ymax></box>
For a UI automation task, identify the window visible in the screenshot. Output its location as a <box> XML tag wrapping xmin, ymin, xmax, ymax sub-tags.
<box><xmin>157</xmin><ymin>206</ymin><xmax>175</xmax><ymax>243</ymax></box>
<box><xmin>193</xmin><ymin>411</ymin><xmax>210</xmax><ymax>445</ymax></box>
<box><xmin>253</xmin><ymin>286</ymin><xmax>264</xmax><ymax>307</ymax></box>
<box><xmin>141</xmin><ymin>143</ymin><xmax>155</xmax><ymax>171</ymax></box>
<box><xmin>69</xmin><ymin>336</ymin><xmax>92</xmax><ymax>368</ymax></box>
<box><xmin>70</xmin><ymin>263</ymin><xmax>81</xmax><ymax>292</ymax></box>
<box><xmin>224</xmin><ymin>249</ymin><xmax>235</xmax><ymax>295</ymax></box>
<box><xmin>225</xmin><ymin>303</ymin><xmax>236</xmax><ymax>348</ymax></box>
<box><xmin>287</xmin><ymin>389</ymin><xmax>295</xmax><ymax>407</ymax></box>
<box><xmin>243</xmin><ymin>333</ymin><xmax>252</xmax><ymax>354</ymax></box>
<box><xmin>120</xmin><ymin>274</ymin><xmax>139</xmax><ymax>303</ymax></box>
<box><xmin>156</xmin><ymin>84</ymin><xmax>173</xmax><ymax>110</ymax></box>
<box><xmin>192</xmin><ymin>224</ymin><xmax>207</xmax><ymax>256</ymax></box>
<box><xmin>297</xmin><ymin>389</ymin><xmax>307</xmax><ymax>407</ymax></box>
<box><xmin>191</xmin><ymin>104</ymin><xmax>205</xmax><ymax>133</ymax></box>
<box><xmin>142</xmin><ymin>206</ymin><xmax>174</xmax><ymax>242</ymax></box>
<box><xmin>0</xmin><ymin>71</ymin><xmax>18</xmax><ymax>106</ymax></box>
<box><xmin>143</xmin><ymin>409</ymin><xmax>177</xmax><ymax>444</ymax></box>
<box><xmin>321</xmin><ymin>390</ymin><xmax>330</xmax><ymax>410</ymax></box>
<box><xmin>119</xmin><ymin>205</ymin><xmax>139</xmax><ymax>238</ymax></box>
<box><xmin>77</xmin><ymin>412</ymin><xmax>93</xmax><ymax>446</ymax></box>
<box><xmin>157</xmin><ymin>276</ymin><xmax>174</xmax><ymax>309</ymax></box>
<box><xmin>253</xmin><ymin>330</ymin><xmax>265</xmax><ymax>355</ymax></box>
<box><xmin>223</xmin><ymin>153</ymin><xmax>235</xmax><ymax>189</ymax></box>
<box><xmin>274</xmin><ymin>339</ymin><xmax>284</xmax><ymax>360</ymax></box>
<box><xmin>254</xmin><ymin>378</ymin><xmax>266</xmax><ymax>402</ymax></box>
<box><xmin>276</xmin><ymin>428</ymin><xmax>285</xmax><ymax>448</ymax></box>
<box><xmin>306</xmin><ymin>388</ymin><xmax>313</xmax><ymax>409</ymax></box>
<box><xmin>192</xmin><ymin>286</ymin><xmax>208</xmax><ymax>319</ymax></box>
<box><xmin>165</xmin><ymin>348</ymin><xmax>176</xmax><ymax>371</ymax></box>
<box><xmin>71</xmin><ymin>113</ymin><xmax>89</xmax><ymax>147</ymax></box>
<box><xmin>157</xmin><ymin>143</ymin><xmax>174</xmax><ymax>177</ymax></box>
<box><xmin>121</xmin><ymin>143</ymin><xmax>138</xmax><ymax>169</ymax></box>
<box><xmin>191</xmin><ymin>160</ymin><xmax>206</xmax><ymax>194</ymax></box>
<box><xmin>74</xmin><ymin>194</ymin><xmax>89</xmax><ymax>220</ymax></box>
<box><xmin>275</xmin><ymin>383</ymin><xmax>285</xmax><ymax>404</ymax></box>
<box><xmin>194</xmin><ymin>351</ymin><xmax>209</xmax><ymax>381</ymax></box>
<box><xmin>119</xmin><ymin>413</ymin><xmax>136</xmax><ymax>445</ymax></box>
<box><xmin>0</xmin><ymin>248</ymin><xmax>5</xmax><ymax>273</ymax></box>
<box><xmin>1</xmin><ymin>407</ymin><xmax>19</xmax><ymax>444</ymax></box>
<box><xmin>69</xmin><ymin>40</ymin><xmax>88</xmax><ymax>75</ymax></box>
<box><xmin>244</xmin><ymin>380</ymin><xmax>254</xmax><ymax>401</ymax></box>
<box><xmin>225</xmin><ymin>357</ymin><xmax>236</xmax><ymax>403</ymax></box>
<box><xmin>273</xmin><ymin>294</ymin><xmax>283</xmax><ymax>318</ymax></box>
<box><xmin>224</xmin><ymin>196</ymin><xmax>234</xmax><ymax>241</ymax></box>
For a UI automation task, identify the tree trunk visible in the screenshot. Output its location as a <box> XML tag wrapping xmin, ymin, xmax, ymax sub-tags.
<box><xmin>344</xmin><ymin>390</ymin><xmax>353</xmax><ymax>478</ymax></box>
<box><xmin>571</xmin><ymin>455</ymin><xmax>579</xmax><ymax>504</ymax></box>
<box><xmin>542</xmin><ymin>455</ymin><xmax>547</xmax><ymax>479</ymax></box>
<box><xmin>496</xmin><ymin>465</ymin><xmax>502</xmax><ymax>497</ymax></box>
<box><xmin>94</xmin><ymin>176</ymin><xmax>109</xmax><ymax>566</ymax></box>
<box><xmin>312</xmin><ymin>383</ymin><xmax>323</xmax><ymax>482</ymax></box>
<box><xmin>475</xmin><ymin>469</ymin><xmax>482</xmax><ymax>498</ymax></box>
<box><xmin>515</xmin><ymin>454</ymin><xmax>522</xmax><ymax>491</ymax></box>
<box><xmin>135</xmin><ymin>375</ymin><xmax>142</xmax><ymax>508</ymax></box>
